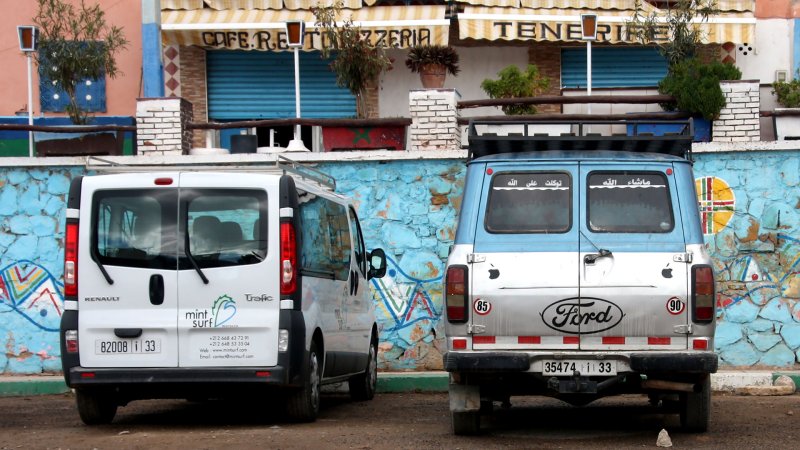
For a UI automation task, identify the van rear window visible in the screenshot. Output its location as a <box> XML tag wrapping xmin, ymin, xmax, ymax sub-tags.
<box><xmin>587</xmin><ymin>172</ymin><xmax>674</xmax><ymax>233</ymax></box>
<box><xmin>93</xmin><ymin>189</ymin><xmax>178</xmax><ymax>269</ymax></box>
<box><xmin>485</xmin><ymin>172</ymin><xmax>571</xmax><ymax>233</ymax></box>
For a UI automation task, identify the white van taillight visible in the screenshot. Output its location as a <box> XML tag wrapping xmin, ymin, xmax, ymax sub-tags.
<box><xmin>280</xmin><ymin>222</ymin><xmax>297</xmax><ymax>295</ymax></box>
<box><xmin>65</xmin><ymin>330</ymin><xmax>78</xmax><ymax>353</ymax></box>
<box><xmin>445</xmin><ymin>265</ymin><xmax>468</xmax><ymax>323</ymax></box>
<box><xmin>64</xmin><ymin>221</ymin><xmax>79</xmax><ymax>297</ymax></box>
<box><xmin>692</xmin><ymin>265</ymin><xmax>715</xmax><ymax>323</ymax></box>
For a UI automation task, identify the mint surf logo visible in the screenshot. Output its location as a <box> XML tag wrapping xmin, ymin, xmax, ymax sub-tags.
<box><xmin>185</xmin><ymin>295</ymin><xmax>237</xmax><ymax>328</ymax></box>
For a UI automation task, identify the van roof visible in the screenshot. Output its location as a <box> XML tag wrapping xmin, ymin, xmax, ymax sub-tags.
<box><xmin>469</xmin><ymin>150</ymin><xmax>691</xmax><ymax>165</ymax></box>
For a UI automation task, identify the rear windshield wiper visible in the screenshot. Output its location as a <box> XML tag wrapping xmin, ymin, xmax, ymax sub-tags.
<box><xmin>94</xmin><ymin>259</ymin><xmax>114</xmax><ymax>285</ymax></box>
<box><xmin>185</xmin><ymin>246</ymin><xmax>209</xmax><ymax>284</ymax></box>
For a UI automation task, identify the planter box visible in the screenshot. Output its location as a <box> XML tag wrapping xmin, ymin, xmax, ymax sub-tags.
<box><xmin>773</xmin><ymin>108</ymin><xmax>800</xmax><ymax>140</ymax></box>
<box><xmin>626</xmin><ymin>116</ymin><xmax>711</xmax><ymax>142</ymax></box>
<box><xmin>34</xmin><ymin>131</ymin><xmax>123</xmax><ymax>157</ymax></box>
<box><xmin>322</xmin><ymin>126</ymin><xmax>406</xmax><ymax>151</ymax></box>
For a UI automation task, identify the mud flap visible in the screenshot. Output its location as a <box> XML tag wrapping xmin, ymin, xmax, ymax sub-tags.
<box><xmin>449</xmin><ymin>384</ymin><xmax>480</xmax><ymax>412</ymax></box>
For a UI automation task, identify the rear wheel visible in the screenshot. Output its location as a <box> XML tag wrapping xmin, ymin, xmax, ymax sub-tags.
<box><xmin>75</xmin><ymin>389</ymin><xmax>117</xmax><ymax>425</ymax></box>
<box><xmin>287</xmin><ymin>342</ymin><xmax>321</xmax><ymax>422</ymax></box>
<box><xmin>451</xmin><ymin>410</ymin><xmax>480</xmax><ymax>435</ymax></box>
<box><xmin>680</xmin><ymin>375</ymin><xmax>711</xmax><ymax>432</ymax></box>
<box><xmin>349</xmin><ymin>336</ymin><xmax>377</xmax><ymax>401</ymax></box>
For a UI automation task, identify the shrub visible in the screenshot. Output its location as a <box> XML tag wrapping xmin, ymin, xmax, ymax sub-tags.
<box><xmin>772</xmin><ymin>70</ymin><xmax>800</xmax><ymax>108</ymax></box>
<box><xmin>480</xmin><ymin>65</ymin><xmax>550</xmax><ymax>115</ymax></box>
<box><xmin>658</xmin><ymin>58</ymin><xmax>742</xmax><ymax>120</ymax></box>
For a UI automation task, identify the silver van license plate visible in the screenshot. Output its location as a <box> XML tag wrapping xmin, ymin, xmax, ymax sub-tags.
<box><xmin>95</xmin><ymin>339</ymin><xmax>161</xmax><ymax>354</ymax></box>
<box><xmin>542</xmin><ymin>360</ymin><xmax>616</xmax><ymax>376</ymax></box>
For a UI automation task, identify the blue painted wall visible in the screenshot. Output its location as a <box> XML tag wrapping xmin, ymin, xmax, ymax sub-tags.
<box><xmin>0</xmin><ymin>151</ymin><xmax>798</xmax><ymax>374</ymax></box>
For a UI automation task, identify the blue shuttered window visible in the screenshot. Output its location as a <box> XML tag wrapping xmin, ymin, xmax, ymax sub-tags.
<box><xmin>207</xmin><ymin>51</ymin><xmax>356</xmax><ymax>120</ymax></box>
<box><xmin>561</xmin><ymin>47</ymin><xmax>668</xmax><ymax>89</ymax></box>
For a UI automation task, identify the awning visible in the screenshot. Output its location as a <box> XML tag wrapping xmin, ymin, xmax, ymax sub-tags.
<box><xmin>458</xmin><ymin>5</ymin><xmax>755</xmax><ymax>44</ymax></box>
<box><xmin>162</xmin><ymin>5</ymin><xmax>449</xmax><ymax>51</ymax></box>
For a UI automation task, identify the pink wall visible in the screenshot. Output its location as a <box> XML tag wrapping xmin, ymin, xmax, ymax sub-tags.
<box><xmin>755</xmin><ymin>0</ymin><xmax>800</xmax><ymax>18</ymax></box>
<box><xmin>0</xmin><ymin>0</ymin><xmax>142</xmax><ymax>118</ymax></box>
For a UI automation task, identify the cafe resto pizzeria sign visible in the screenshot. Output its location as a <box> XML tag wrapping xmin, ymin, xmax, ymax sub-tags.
<box><xmin>161</xmin><ymin>6</ymin><xmax>450</xmax><ymax>51</ymax></box>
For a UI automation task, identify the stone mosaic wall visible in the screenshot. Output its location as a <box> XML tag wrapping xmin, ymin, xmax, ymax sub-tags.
<box><xmin>694</xmin><ymin>151</ymin><xmax>800</xmax><ymax>367</ymax></box>
<box><xmin>0</xmin><ymin>151</ymin><xmax>798</xmax><ymax>374</ymax></box>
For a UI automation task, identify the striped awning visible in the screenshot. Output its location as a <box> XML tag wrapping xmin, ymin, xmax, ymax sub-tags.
<box><xmin>162</xmin><ymin>5</ymin><xmax>449</xmax><ymax>50</ymax></box>
<box><xmin>458</xmin><ymin>5</ymin><xmax>755</xmax><ymax>44</ymax></box>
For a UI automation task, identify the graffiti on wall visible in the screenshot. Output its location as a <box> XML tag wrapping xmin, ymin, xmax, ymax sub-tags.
<box><xmin>694</xmin><ymin>157</ymin><xmax>800</xmax><ymax>367</ymax></box>
<box><xmin>0</xmin><ymin>260</ymin><xmax>63</xmax><ymax>332</ymax></box>
<box><xmin>371</xmin><ymin>255</ymin><xmax>444</xmax><ymax>370</ymax></box>
<box><xmin>696</xmin><ymin>176</ymin><xmax>735</xmax><ymax>235</ymax></box>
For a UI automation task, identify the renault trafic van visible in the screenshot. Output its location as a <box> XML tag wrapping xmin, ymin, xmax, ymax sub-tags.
<box><xmin>60</xmin><ymin>159</ymin><xmax>386</xmax><ymax>424</ymax></box>
<box><xmin>444</xmin><ymin>121</ymin><xmax>717</xmax><ymax>434</ymax></box>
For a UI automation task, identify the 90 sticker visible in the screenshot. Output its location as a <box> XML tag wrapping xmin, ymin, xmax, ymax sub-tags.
<box><xmin>666</xmin><ymin>297</ymin><xmax>685</xmax><ymax>315</ymax></box>
<box><xmin>473</xmin><ymin>298</ymin><xmax>492</xmax><ymax>316</ymax></box>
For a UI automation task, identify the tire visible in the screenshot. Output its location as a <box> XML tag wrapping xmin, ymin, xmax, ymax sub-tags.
<box><xmin>680</xmin><ymin>375</ymin><xmax>711</xmax><ymax>432</ymax></box>
<box><xmin>75</xmin><ymin>389</ymin><xmax>117</xmax><ymax>425</ymax></box>
<box><xmin>287</xmin><ymin>342</ymin><xmax>321</xmax><ymax>422</ymax></box>
<box><xmin>348</xmin><ymin>336</ymin><xmax>377</xmax><ymax>401</ymax></box>
<box><xmin>451</xmin><ymin>410</ymin><xmax>480</xmax><ymax>435</ymax></box>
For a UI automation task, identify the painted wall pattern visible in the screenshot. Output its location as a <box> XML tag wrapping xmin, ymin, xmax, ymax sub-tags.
<box><xmin>0</xmin><ymin>152</ymin><xmax>798</xmax><ymax>374</ymax></box>
<box><xmin>694</xmin><ymin>151</ymin><xmax>800</xmax><ymax>367</ymax></box>
<box><xmin>0</xmin><ymin>167</ymin><xmax>81</xmax><ymax>374</ymax></box>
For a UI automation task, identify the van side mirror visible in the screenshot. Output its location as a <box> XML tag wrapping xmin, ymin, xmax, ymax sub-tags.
<box><xmin>367</xmin><ymin>248</ymin><xmax>387</xmax><ymax>280</ymax></box>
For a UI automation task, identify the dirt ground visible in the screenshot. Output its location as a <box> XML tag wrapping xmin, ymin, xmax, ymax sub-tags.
<box><xmin>0</xmin><ymin>391</ymin><xmax>797</xmax><ymax>449</ymax></box>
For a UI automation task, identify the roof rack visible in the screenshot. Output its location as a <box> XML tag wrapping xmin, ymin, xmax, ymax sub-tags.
<box><xmin>85</xmin><ymin>154</ymin><xmax>336</xmax><ymax>191</ymax></box>
<box><xmin>467</xmin><ymin>119</ymin><xmax>694</xmax><ymax>161</ymax></box>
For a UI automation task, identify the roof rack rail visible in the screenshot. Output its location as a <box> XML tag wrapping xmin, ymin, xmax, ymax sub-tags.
<box><xmin>85</xmin><ymin>154</ymin><xmax>336</xmax><ymax>191</ymax></box>
<box><xmin>467</xmin><ymin>119</ymin><xmax>694</xmax><ymax>161</ymax></box>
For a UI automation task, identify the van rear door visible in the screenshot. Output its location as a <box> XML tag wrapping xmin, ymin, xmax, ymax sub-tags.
<box><xmin>78</xmin><ymin>174</ymin><xmax>180</xmax><ymax>368</ymax></box>
<box><xmin>470</xmin><ymin>163</ymin><xmax>581</xmax><ymax>350</ymax></box>
<box><xmin>578</xmin><ymin>164</ymin><xmax>688</xmax><ymax>350</ymax></box>
<box><xmin>177</xmin><ymin>173</ymin><xmax>279</xmax><ymax>367</ymax></box>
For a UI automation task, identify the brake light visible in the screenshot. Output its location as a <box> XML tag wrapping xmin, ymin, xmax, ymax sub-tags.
<box><xmin>692</xmin><ymin>265</ymin><xmax>715</xmax><ymax>323</ymax></box>
<box><xmin>445</xmin><ymin>265</ymin><xmax>468</xmax><ymax>323</ymax></box>
<box><xmin>280</xmin><ymin>222</ymin><xmax>297</xmax><ymax>295</ymax></box>
<box><xmin>64</xmin><ymin>221</ymin><xmax>79</xmax><ymax>297</ymax></box>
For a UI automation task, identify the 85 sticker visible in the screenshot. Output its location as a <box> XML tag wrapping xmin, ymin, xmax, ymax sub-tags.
<box><xmin>473</xmin><ymin>298</ymin><xmax>492</xmax><ymax>316</ymax></box>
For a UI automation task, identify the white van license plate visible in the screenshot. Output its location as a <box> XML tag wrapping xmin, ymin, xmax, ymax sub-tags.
<box><xmin>95</xmin><ymin>339</ymin><xmax>161</xmax><ymax>354</ymax></box>
<box><xmin>542</xmin><ymin>360</ymin><xmax>616</xmax><ymax>376</ymax></box>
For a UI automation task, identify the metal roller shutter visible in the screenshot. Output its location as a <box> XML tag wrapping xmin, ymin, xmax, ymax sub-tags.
<box><xmin>207</xmin><ymin>50</ymin><xmax>356</xmax><ymax>120</ymax></box>
<box><xmin>561</xmin><ymin>47</ymin><xmax>668</xmax><ymax>89</ymax></box>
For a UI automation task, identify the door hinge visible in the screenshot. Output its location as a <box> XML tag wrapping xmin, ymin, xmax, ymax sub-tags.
<box><xmin>673</xmin><ymin>324</ymin><xmax>693</xmax><ymax>334</ymax></box>
<box><xmin>467</xmin><ymin>254</ymin><xmax>486</xmax><ymax>264</ymax></box>
<box><xmin>673</xmin><ymin>252</ymin><xmax>693</xmax><ymax>263</ymax></box>
<box><xmin>467</xmin><ymin>324</ymin><xmax>486</xmax><ymax>334</ymax></box>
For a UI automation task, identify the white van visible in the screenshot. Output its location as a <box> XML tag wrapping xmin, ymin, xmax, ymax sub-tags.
<box><xmin>60</xmin><ymin>160</ymin><xmax>387</xmax><ymax>424</ymax></box>
<box><xmin>444</xmin><ymin>121</ymin><xmax>717</xmax><ymax>434</ymax></box>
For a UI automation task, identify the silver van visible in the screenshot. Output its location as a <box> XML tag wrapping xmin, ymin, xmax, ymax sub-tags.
<box><xmin>60</xmin><ymin>159</ymin><xmax>386</xmax><ymax>424</ymax></box>
<box><xmin>444</xmin><ymin>121</ymin><xmax>717</xmax><ymax>434</ymax></box>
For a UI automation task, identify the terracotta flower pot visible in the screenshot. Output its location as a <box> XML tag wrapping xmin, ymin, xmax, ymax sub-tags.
<box><xmin>419</xmin><ymin>63</ymin><xmax>447</xmax><ymax>89</ymax></box>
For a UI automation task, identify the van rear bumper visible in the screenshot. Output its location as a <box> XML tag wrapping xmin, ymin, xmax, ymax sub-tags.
<box><xmin>444</xmin><ymin>351</ymin><xmax>718</xmax><ymax>374</ymax></box>
<box><xmin>66</xmin><ymin>366</ymin><xmax>291</xmax><ymax>387</ymax></box>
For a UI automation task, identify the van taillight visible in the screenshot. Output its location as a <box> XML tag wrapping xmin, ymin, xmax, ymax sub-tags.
<box><xmin>445</xmin><ymin>265</ymin><xmax>468</xmax><ymax>323</ymax></box>
<box><xmin>692</xmin><ymin>265</ymin><xmax>715</xmax><ymax>323</ymax></box>
<box><xmin>65</xmin><ymin>330</ymin><xmax>78</xmax><ymax>353</ymax></box>
<box><xmin>280</xmin><ymin>222</ymin><xmax>297</xmax><ymax>295</ymax></box>
<box><xmin>64</xmin><ymin>221</ymin><xmax>79</xmax><ymax>297</ymax></box>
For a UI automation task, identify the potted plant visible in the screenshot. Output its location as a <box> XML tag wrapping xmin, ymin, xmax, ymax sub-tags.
<box><xmin>405</xmin><ymin>45</ymin><xmax>460</xmax><ymax>89</ymax></box>
<box><xmin>312</xmin><ymin>1</ymin><xmax>405</xmax><ymax>151</ymax></box>
<box><xmin>771</xmin><ymin>70</ymin><xmax>800</xmax><ymax>140</ymax></box>
<box><xmin>657</xmin><ymin>58</ymin><xmax>742</xmax><ymax>141</ymax></box>
<box><xmin>32</xmin><ymin>0</ymin><xmax>128</xmax><ymax>155</ymax></box>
